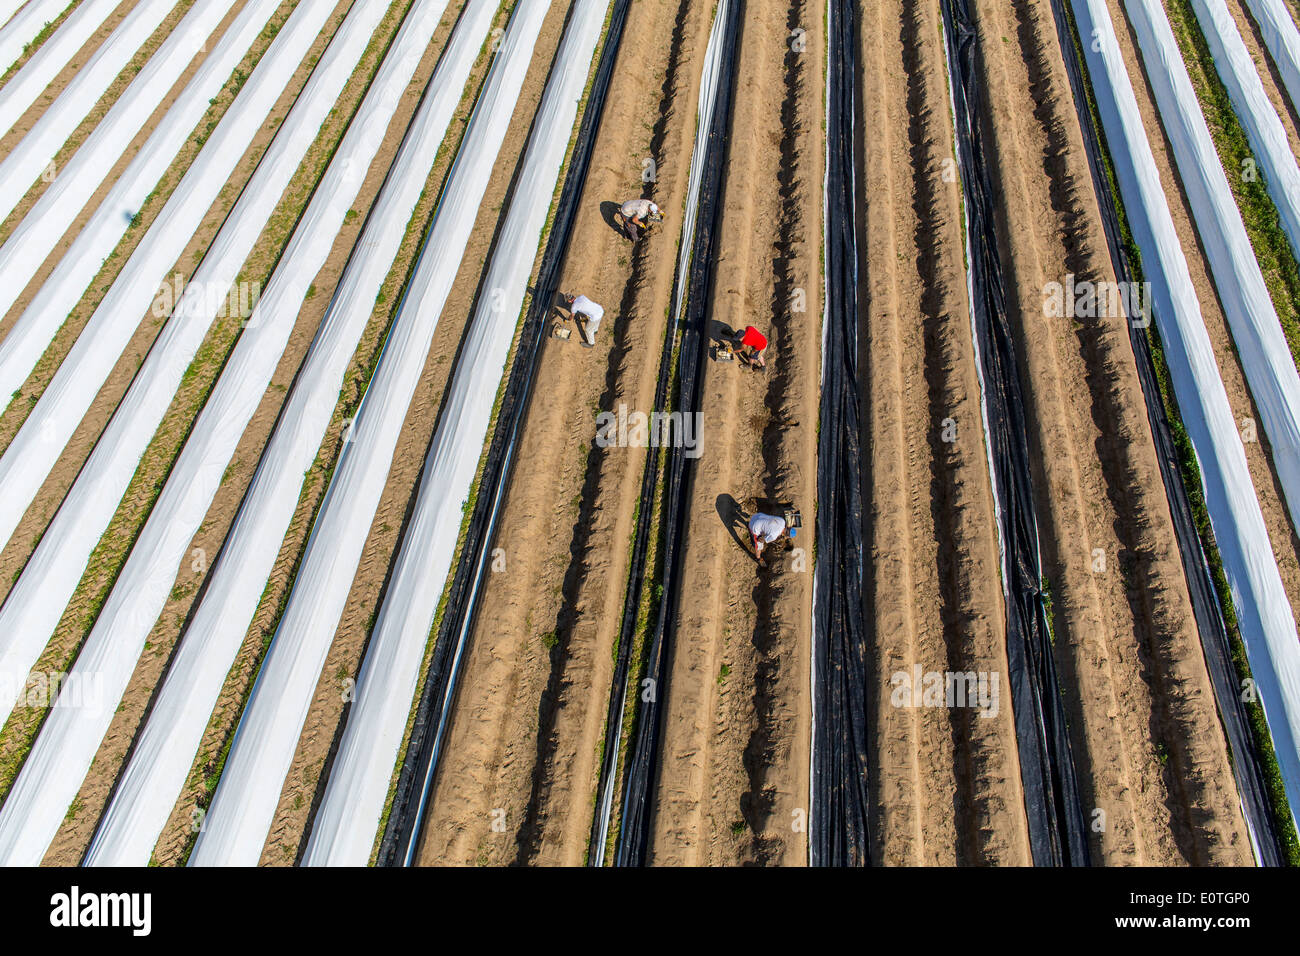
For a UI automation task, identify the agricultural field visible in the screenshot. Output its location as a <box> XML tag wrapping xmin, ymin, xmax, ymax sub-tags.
<box><xmin>0</xmin><ymin>0</ymin><xmax>1297</xmax><ymax>886</ymax></box>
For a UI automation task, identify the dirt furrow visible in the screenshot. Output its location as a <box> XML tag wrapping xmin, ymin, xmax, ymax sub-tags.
<box><xmin>646</xmin><ymin>0</ymin><xmax>821</xmax><ymax>867</ymax></box>
<box><xmin>0</xmin><ymin>0</ymin><xmax>294</xmax><ymax>597</ymax></box>
<box><xmin>860</xmin><ymin>0</ymin><xmax>1030</xmax><ymax>866</ymax></box>
<box><xmin>0</xmin><ymin>0</ymin><xmax>193</xmax><ymax>247</ymax></box>
<box><xmin>247</xmin><ymin>0</ymin><xmax>584</xmax><ymax>867</ymax></box>
<box><xmin>1227</xmin><ymin>0</ymin><xmax>1300</xmax><ymax>159</ymax></box>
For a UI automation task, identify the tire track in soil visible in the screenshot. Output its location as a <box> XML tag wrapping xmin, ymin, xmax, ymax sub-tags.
<box><xmin>414</xmin><ymin>0</ymin><xmax>715</xmax><ymax>867</ymax></box>
<box><xmin>973</xmin><ymin>0</ymin><xmax>1249</xmax><ymax>864</ymax></box>
<box><xmin>860</xmin><ymin>0</ymin><xmax>1030</xmax><ymax>866</ymax></box>
<box><xmin>740</xmin><ymin>0</ymin><xmax>820</xmax><ymax>867</ymax></box>
<box><xmin>0</xmin><ymin>0</ymin><xmax>139</xmax><ymax>243</ymax></box>
<box><xmin>647</xmin><ymin>0</ymin><xmax>821</xmax><ymax>868</ymax></box>
<box><xmin>0</xmin><ymin>0</ymin><xmax>352</xmax><ymax>852</ymax></box>
<box><xmin>860</xmin><ymin>0</ymin><xmax>957</xmax><ymax>865</ymax></box>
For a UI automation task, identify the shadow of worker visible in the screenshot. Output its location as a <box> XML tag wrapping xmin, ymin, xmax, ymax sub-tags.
<box><xmin>716</xmin><ymin>493</ymin><xmax>752</xmax><ymax>557</ymax></box>
<box><xmin>599</xmin><ymin>200</ymin><xmax>626</xmax><ymax>238</ymax></box>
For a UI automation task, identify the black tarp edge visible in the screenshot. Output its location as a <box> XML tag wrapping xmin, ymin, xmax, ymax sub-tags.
<box><xmin>938</xmin><ymin>0</ymin><xmax>1090</xmax><ymax>867</ymax></box>
<box><xmin>612</xmin><ymin>0</ymin><xmax>745</xmax><ymax>868</ymax></box>
<box><xmin>809</xmin><ymin>0</ymin><xmax>870</xmax><ymax>867</ymax></box>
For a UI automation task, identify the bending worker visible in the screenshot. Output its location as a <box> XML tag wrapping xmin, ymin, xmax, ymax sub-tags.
<box><xmin>619</xmin><ymin>197</ymin><xmax>661</xmax><ymax>241</ymax></box>
<box><xmin>732</xmin><ymin>324</ymin><xmax>768</xmax><ymax>369</ymax></box>
<box><xmin>748</xmin><ymin>510</ymin><xmax>795</xmax><ymax>567</ymax></box>
<box><xmin>564</xmin><ymin>292</ymin><xmax>605</xmax><ymax>348</ymax></box>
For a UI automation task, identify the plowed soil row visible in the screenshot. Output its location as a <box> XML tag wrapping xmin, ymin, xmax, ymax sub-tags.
<box><xmin>22</xmin><ymin>0</ymin><xmax>467</xmax><ymax>865</ymax></box>
<box><xmin>645</xmin><ymin>0</ymin><xmax>822</xmax><ymax>867</ymax></box>
<box><xmin>860</xmin><ymin>0</ymin><xmax>1029</xmax><ymax>865</ymax></box>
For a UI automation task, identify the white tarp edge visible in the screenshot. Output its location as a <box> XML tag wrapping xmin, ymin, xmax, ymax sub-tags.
<box><xmin>1243</xmin><ymin>0</ymin><xmax>1300</xmax><ymax>120</ymax></box>
<box><xmin>671</xmin><ymin>0</ymin><xmax>730</xmax><ymax>328</ymax></box>
<box><xmin>1071</xmin><ymin>0</ymin><xmax>1300</xmax><ymax>829</ymax></box>
<box><xmin>303</xmin><ymin>0</ymin><xmax>610</xmax><ymax>867</ymax></box>
<box><xmin>0</xmin><ymin>0</ymin><xmax>173</xmax><ymax>224</ymax></box>
<box><xmin>1193</xmin><ymin>1</ymin><xmax>1300</xmax><ymax>270</ymax></box>
<box><xmin>0</xmin><ymin>0</ymin><xmax>118</xmax><ymax>140</ymax></box>
<box><xmin>0</xmin><ymin>2</ymin><xmax>28</xmax><ymax>36</ymax></box>
<box><xmin>0</xmin><ymin>0</ymin><xmax>68</xmax><ymax>73</ymax></box>
<box><xmin>188</xmin><ymin>0</ymin><xmax>551</xmax><ymax>868</ymax></box>
<box><xmin>82</xmin><ymin>0</ymin><xmax>496</xmax><ymax>870</ymax></box>
<box><xmin>0</xmin><ymin>0</ymin><xmax>283</xmax><ymax>417</ymax></box>
<box><xmin>0</xmin><ymin>0</ymin><xmax>244</xmax><ymax>345</ymax></box>
<box><xmin>1145</xmin><ymin>0</ymin><xmax>1300</xmax><ymax>540</ymax></box>
<box><xmin>0</xmin><ymin>0</ymin><xmax>341</xmax><ymax>722</ymax></box>
<box><xmin>0</xmin><ymin>0</ymin><xmax>449</xmax><ymax>868</ymax></box>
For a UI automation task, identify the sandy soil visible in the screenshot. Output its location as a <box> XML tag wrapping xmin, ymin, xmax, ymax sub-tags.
<box><xmin>0</xmin><ymin>0</ymin><xmax>282</xmax><ymax>573</ymax></box>
<box><xmin>0</xmin><ymin>0</ymin><xmax>96</xmax><ymax>96</ymax></box>
<box><xmin>23</xmin><ymin>0</ymin><xmax>439</xmax><ymax>864</ymax></box>
<box><xmin>972</xmin><ymin>0</ymin><xmax>1249</xmax><ymax>864</ymax></box>
<box><xmin>412</xmin><ymin>0</ymin><xmax>717</xmax><ymax>867</ymax></box>
<box><xmin>0</xmin><ymin>1</ymin><xmax>264</xmax><ymax>347</ymax></box>
<box><xmin>2</xmin><ymin>0</ymin><xmax>1288</xmax><ymax>870</ymax></box>
<box><xmin>645</xmin><ymin>0</ymin><xmax>822</xmax><ymax>867</ymax></box>
<box><xmin>1226</xmin><ymin>0</ymin><xmax>1300</xmax><ymax>160</ymax></box>
<box><xmin>858</xmin><ymin>0</ymin><xmax>1029</xmax><ymax>865</ymax></box>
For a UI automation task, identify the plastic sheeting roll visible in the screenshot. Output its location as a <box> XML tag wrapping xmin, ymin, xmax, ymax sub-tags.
<box><xmin>0</xmin><ymin>0</ymin><xmax>174</xmax><ymax>224</ymax></box>
<box><xmin>0</xmin><ymin>0</ymin><xmax>450</xmax><ymax>869</ymax></box>
<box><xmin>1070</xmin><ymin>0</ymin><xmax>1300</xmax><ymax>831</ymax></box>
<box><xmin>0</xmin><ymin>0</ymin><xmax>119</xmax><ymax>139</ymax></box>
<box><xmin>188</xmin><ymin>0</ymin><xmax>553</xmax><ymax>868</ymax></box>
<box><xmin>303</xmin><ymin>0</ymin><xmax>610</xmax><ymax>868</ymax></box>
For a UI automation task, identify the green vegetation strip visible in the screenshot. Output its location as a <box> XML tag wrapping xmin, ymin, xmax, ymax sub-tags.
<box><xmin>1165</xmin><ymin>0</ymin><xmax>1300</xmax><ymax>369</ymax></box>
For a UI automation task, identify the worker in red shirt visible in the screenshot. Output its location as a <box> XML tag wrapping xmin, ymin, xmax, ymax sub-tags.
<box><xmin>731</xmin><ymin>325</ymin><xmax>768</xmax><ymax>369</ymax></box>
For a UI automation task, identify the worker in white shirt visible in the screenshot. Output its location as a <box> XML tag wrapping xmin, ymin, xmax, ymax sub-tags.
<box><xmin>619</xmin><ymin>197</ymin><xmax>662</xmax><ymax>241</ymax></box>
<box><xmin>564</xmin><ymin>292</ymin><xmax>605</xmax><ymax>347</ymax></box>
<box><xmin>748</xmin><ymin>511</ymin><xmax>795</xmax><ymax>567</ymax></box>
